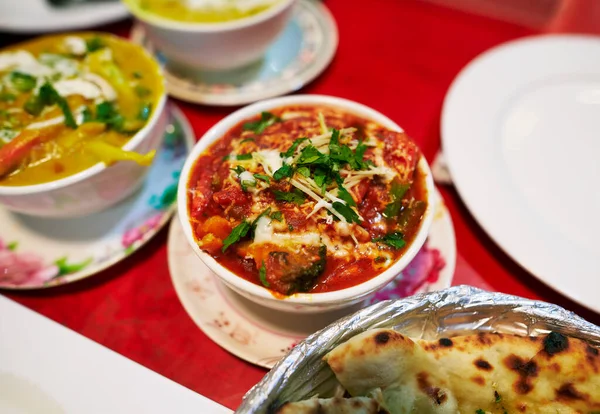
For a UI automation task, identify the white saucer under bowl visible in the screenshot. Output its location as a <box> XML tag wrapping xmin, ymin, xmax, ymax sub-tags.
<box><xmin>168</xmin><ymin>188</ymin><xmax>456</xmax><ymax>368</ymax></box>
<box><xmin>130</xmin><ymin>0</ymin><xmax>338</xmax><ymax>106</ymax></box>
<box><xmin>0</xmin><ymin>105</ymin><xmax>194</xmax><ymax>290</ymax></box>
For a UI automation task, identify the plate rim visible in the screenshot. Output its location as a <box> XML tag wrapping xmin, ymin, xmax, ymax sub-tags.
<box><xmin>167</xmin><ymin>188</ymin><xmax>456</xmax><ymax>368</ymax></box>
<box><xmin>130</xmin><ymin>0</ymin><xmax>338</xmax><ymax>106</ymax></box>
<box><xmin>0</xmin><ymin>105</ymin><xmax>195</xmax><ymax>291</ymax></box>
<box><xmin>441</xmin><ymin>33</ymin><xmax>600</xmax><ymax>312</ymax></box>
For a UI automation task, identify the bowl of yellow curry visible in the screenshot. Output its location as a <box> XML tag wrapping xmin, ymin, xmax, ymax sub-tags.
<box><xmin>123</xmin><ymin>0</ymin><xmax>296</xmax><ymax>72</ymax></box>
<box><xmin>0</xmin><ymin>33</ymin><xmax>167</xmax><ymax>218</ymax></box>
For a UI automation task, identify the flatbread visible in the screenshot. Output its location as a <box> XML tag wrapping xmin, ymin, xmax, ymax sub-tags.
<box><xmin>323</xmin><ymin>329</ymin><xmax>600</xmax><ymax>413</ymax></box>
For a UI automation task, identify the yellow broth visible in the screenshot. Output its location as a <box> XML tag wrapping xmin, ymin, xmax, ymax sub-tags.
<box><xmin>0</xmin><ymin>33</ymin><xmax>163</xmax><ymax>186</ymax></box>
<box><xmin>131</xmin><ymin>0</ymin><xmax>279</xmax><ymax>23</ymax></box>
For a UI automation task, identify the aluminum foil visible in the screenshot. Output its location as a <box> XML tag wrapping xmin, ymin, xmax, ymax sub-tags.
<box><xmin>236</xmin><ymin>285</ymin><xmax>600</xmax><ymax>413</ymax></box>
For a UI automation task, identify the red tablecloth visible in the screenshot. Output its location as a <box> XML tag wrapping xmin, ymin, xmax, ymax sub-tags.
<box><xmin>3</xmin><ymin>0</ymin><xmax>600</xmax><ymax>410</ymax></box>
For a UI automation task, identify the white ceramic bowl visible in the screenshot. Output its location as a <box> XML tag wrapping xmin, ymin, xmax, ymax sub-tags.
<box><xmin>123</xmin><ymin>0</ymin><xmax>296</xmax><ymax>72</ymax></box>
<box><xmin>177</xmin><ymin>95</ymin><xmax>436</xmax><ymax>313</ymax></box>
<box><xmin>0</xmin><ymin>94</ymin><xmax>167</xmax><ymax>218</ymax></box>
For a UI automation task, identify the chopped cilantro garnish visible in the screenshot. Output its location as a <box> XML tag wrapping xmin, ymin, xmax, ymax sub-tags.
<box><xmin>95</xmin><ymin>101</ymin><xmax>125</xmax><ymax>131</ymax></box>
<box><xmin>24</xmin><ymin>82</ymin><xmax>76</xmax><ymax>128</ymax></box>
<box><xmin>253</xmin><ymin>173</ymin><xmax>270</xmax><ymax>184</ymax></box>
<box><xmin>10</xmin><ymin>72</ymin><xmax>36</xmax><ymax>92</ymax></box>
<box><xmin>383</xmin><ymin>181</ymin><xmax>410</xmax><ymax>219</ymax></box>
<box><xmin>222</xmin><ymin>221</ymin><xmax>251</xmax><ymax>252</ymax></box>
<box><xmin>296</xmin><ymin>145</ymin><xmax>326</xmax><ymax>165</ymax></box>
<box><xmin>259</xmin><ymin>261</ymin><xmax>269</xmax><ymax>287</ymax></box>
<box><xmin>494</xmin><ymin>391</ymin><xmax>501</xmax><ymax>403</ymax></box>
<box><xmin>0</xmin><ymin>92</ymin><xmax>16</xmax><ymax>102</ymax></box>
<box><xmin>240</xmin><ymin>137</ymin><xmax>255</xmax><ymax>144</ymax></box>
<box><xmin>337</xmin><ymin>184</ymin><xmax>356</xmax><ymax>207</ymax></box>
<box><xmin>273</xmin><ymin>189</ymin><xmax>306</xmax><ymax>205</ymax></box>
<box><xmin>296</xmin><ymin>166</ymin><xmax>310</xmax><ymax>177</ymax></box>
<box><xmin>132</xmin><ymin>71</ymin><xmax>143</xmax><ymax>79</ymax></box>
<box><xmin>273</xmin><ymin>164</ymin><xmax>294</xmax><ymax>180</ymax></box>
<box><xmin>134</xmin><ymin>85</ymin><xmax>151</xmax><ymax>98</ymax></box>
<box><xmin>332</xmin><ymin>201</ymin><xmax>360</xmax><ymax>223</ymax></box>
<box><xmin>270</xmin><ymin>211</ymin><xmax>283</xmax><ymax>221</ymax></box>
<box><xmin>231</xmin><ymin>165</ymin><xmax>245</xmax><ymax>175</ymax></box>
<box><xmin>81</xmin><ymin>107</ymin><xmax>93</xmax><ymax>123</ymax></box>
<box><xmin>242</xmin><ymin>111</ymin><xmax>281</xmax><ymax>135</ymax></box>
<box><xmin>86</xmin><ymin>37</ymin><xmax>105</xmax><ymax>52</ymax></box>
<box><xmin>475</xmin><ymin>410</ymin><xmax>485</xmax><ymax>414</ymax></box>
<box><xmin>250</xmin><ymin>208</ymin><xmax>272</xmax><ymax>235</ymax></box>
<box><xmin>288</xmin><ymin>224</ymin><xmax>294</xmax><ymax>231</ymax></box>
<box><xmin>236</xmin><ymin>153</ymin><xmax>253</xmax><ymax>160</ymax></box>
<box><xmin>281</xmin><ymin>137</ymin><xmax>307</xmax><ymax>158</ymax></box>
<box><xmin>373</xmin><ymin>232</ymin><xmax>406</xmax><ymax>249</ymax></box>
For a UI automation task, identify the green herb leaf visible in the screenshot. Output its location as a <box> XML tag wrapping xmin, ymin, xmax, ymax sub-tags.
<box><xmin>240</xmin><ymin>138</ymin><xmax>255</xmax><ymax>144</ymax></box>
<box><xmin>475</xmin><ymin>410</ymin><xmax>485</xmax><ymax>414</ymax></box>
<box><xmin>253</xmin><ymin>173</ymin><xmax>270</xmax><ymax>184</ymax></box>
<box><xmin>0</xmin><ymin>92</ymin><xmax>16</xmax><ymax>102</ymax></box>
<box><xmin>373</xmin><ymin>232</ymin><xmax>406</xmax><ymax>249</ymax></box>
<box><xmin>273</xmin><ymin>164</ymin><xmax>294</xmax><ymax>181</ymax></box>
<box><xmin>222</xmin><ymin>221</ymin><xmax>251</xmax><ymax>252</ymax></box>
<box><xmin>259</xmin><ymin>261</ymin><xmax>269</xmax><ymax>287</ymax></box>
<box><xmin>132</xmin><ymin>71</ymin><xmax>143</xmax><ymax>79</ymax></box>
<box><xmin>10</xmin><ymin>71</ymin><xmax>36</xmax><ymax>93</ymax></box>
<box><xmin>297</xmin><ymin>145</ymin><xmax>326</xmax><ymax>165</ymax></box>
<box><xmin>95</xmin><ymin>101</ymin><xmax>124</xmax><ymax>131</ymax></box>
<box><xmin>81</xmin><ymin>107</ymin><xmax>93</xmax><ymax>123</ymax></box>
<box><xmin>270</xmin><ymin>211</ymin><xmax>283</xmax><ymax>221</ymax></box>
<box><xmin>337</xmin><ymin>184</ymin><xmax>356</xmax><ymax>207</ymax></box>
<box><xmin>86</xmin><ymin>37</ymin><xmax>105</xmax><ymax>53</ymax></box>
<box><xmin>242</xmin><ymin>111</ymin><xmax>281</xmax><ymax>135</ymax></box>
<box><xmin>383</xmin><ymin>181</ymin><xmax>410</xmax><ymax>219</ymax></box>
<box><xmin>236</xmin><ymin>153</ymin><xmax>253</xmax><ymax>160</ymax></box>
<box><xmin>296</xmin><ymin>166</ymin><xmax>310</xmax><ymax>177</ymax></box>
<box><xmin>494</xmin><ymin>391</ymin><xmax>501</xmax><ymax>403</ymax></box>
<box><xmin>134</xmin><ymin>85</ymin><xmax>151</xmax><ymax>98</ymax></box>
<box><xmin>332</xmin><ymin>201</ymin><xmax>360</xmax><ymax>223</ymax></box>
<box><xmin>273</xmin><ymin>189</ymin><xmax>306</xmax><ymax>205</ymax></box>
<box><xmin>281</xmin><ymin>137</ymin><xmax>307</xmax><ymax>158</ymax></box>
<box><xmin>231</xmin><ymin>165</ymin><xmax>245</xmax><ymax>174</ymax></box>
<box><xmin>250</xmin><ymin>208</ymin><xmax>272</xmax><ymax>235</ymax></box>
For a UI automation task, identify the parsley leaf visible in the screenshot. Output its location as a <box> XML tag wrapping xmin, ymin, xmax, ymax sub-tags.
<box><xmin>332</xmin><ymin>201</ymin><xmax>360</xmax><ymax>223</ymax></box>
<box><xmin>236</xmin><ymin>153</ymin><xmax>253</xmax><ymax>160</ymax></box>
<box><xmin>273</xmin><ymin>189</ymin><xmax>306</xmax><ymax>205</ymax></box>
<box><xmin>95</xmin><ymin>101</ymin><xmax>125</xmax><ymax>131</ymax></box>
<box><xmin>281</xmin><ymin>137</ymin><xmax>308</xmax><ymax>158</ymax></box>
<box><xmin>296</xmin><ymin>166</ymin><xmax>310</xmax><ymax>177</ymax></box>
<box><xmin>383</xmin><ymin>181</ymin><xmax>410</xmax><ymax>219</ymax></box>
<box><xmin>373</xmin><ymin>232</ymin><xmax>406</xmax><ymax>249</ymax></box>
<box><xmin>253</xmin><ymin>173</ymin><xmax>270</xmax><ymax>184</ymax></box>
<box><xmin>273</xmin><ymin>164</ymin><xmax>294</xmax><ymax>181</ymax></box>
<box><xmin>10</xmin><ymin>72</ymin><xmax>36</xmax><ymax>93</ymax></box>
<box><xmin>240</xmin><ymin>138</ymin><xmax>255</xmax><ymax>144</ymax></box>
<box><xmin>222</xmin><ymin>221</ymin><xmax>251</xmax><ymax>252</ymax></box>
<box><xmin>231</xmin><ymin>165</ymin><xmax>245</xmax><ymax>175</ymax></box>
<box><xmin>242</xmin><ymin>111</ymin><xmax>281</xmax><ymax>134</ymax></box>
<box><xmin>297</xmin><ymin>145</ymin><xmax>326</xmax><ymax>165</ymax></box>
<box><xmin>475</xmin><ymin>410</ymin><xmax>485</xmax><ymax>414</ymax></box>
<box><xmin>337</xmin><ymin>184</ymin><xmax>356</xmax><ymax>207</ymax></box>
<box><xmin>259</xmin><ymin>261</ymin><xmax>269</xmax><ymax>287</ymax></box>
<box><xmin>86</xmin><ymin>37</ymin><xmax>105</xmax><ymax>52</ymax></box>
<box><xmin>81</xmin><ymin>107</ymin><xmax>93</xmax><ymax>123</ymax></box>
<box><xmin>270</xmin><ymin>211</ymin><xmax>283</xmax><ymax>221</ymax></box>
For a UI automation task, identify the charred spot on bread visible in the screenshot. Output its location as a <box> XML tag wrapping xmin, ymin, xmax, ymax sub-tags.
<box><xmin>374</xmin><ymin>332</ymin><xmax>390</xmax><ymax>345</ymax></box>
<box><xmin>556</xmin><ymin>383</ymin><xmax>585</xmax><ymax>401</ymax></box>
<box><xmin>471</xmin><ymin>375</ymin><xmax>485</xmax><ymax>386</ymax></box>
<box><xmin>474</xmin><ymin>358</ymin><xmax>493</xmax><ymax>371</ymax></box>
<box><xmin>543</xmin><ymin>332</ymin><xmax>569</xmax><ymax>356</ymax></box>
<box><xmin>439</xmin><ymin>338</ymin><xmax>453</xmax><ymax>347</ymax></box>
<box><xmin>416</xmin><ymin>372</ymin><xmax>448</xmax><ymax>405</ymax></box>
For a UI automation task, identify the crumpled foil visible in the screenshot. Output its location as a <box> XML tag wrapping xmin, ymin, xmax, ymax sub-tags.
<box><xmin>236</xmin><ymin>285</ymin><xmax>600</xmax><ymax>413</ymax></box>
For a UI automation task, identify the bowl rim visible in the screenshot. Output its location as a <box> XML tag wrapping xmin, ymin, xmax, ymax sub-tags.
<box><xmin>0</xmin><ymin>32</ymin><xmax>167</xmax><ymax>196</ymax></box>
<box><xmin>122</xmin><ymin>0</ymin><xmax>296</xmax><ymax>33</ymax></box>
<box><xmin>177</xmin><ymin>94</ymin><xmax>436</xmax><ymax>306</ymax></box>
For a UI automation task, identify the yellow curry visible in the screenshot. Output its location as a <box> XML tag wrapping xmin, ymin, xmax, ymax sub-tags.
<box><xmin>0</xmin><ymin>33</ymin><xmax>163</xmax><ymax>186</ymax></box>
<box><xmin>129</xmin><ymin>0</ymin><xmax>280</xmax><ymax>24</ymax></box>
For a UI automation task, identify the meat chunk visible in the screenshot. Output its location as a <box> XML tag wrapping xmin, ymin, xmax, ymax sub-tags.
<box><xmin>265</xmin><ymin>245</ymin><xmax>326</xmax><ymax>295</ymax></box>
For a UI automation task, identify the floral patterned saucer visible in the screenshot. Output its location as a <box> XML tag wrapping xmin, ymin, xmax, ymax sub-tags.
<box><xmin>168</xmin><ymin>189</ymin><xmax>456</xmax><ymax>368</ymax></box>
<box><xmin>0</xmin><ymin>105</ymin><xmax>194</xmax><ymax>290</ymax></box>
<box><xmin>130</xmin><ymin>0</ymin><xmax>338</xmax><ymax>106</ymax></box>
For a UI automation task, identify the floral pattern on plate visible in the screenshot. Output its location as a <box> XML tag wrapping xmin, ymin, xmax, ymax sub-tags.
<box><xmin>0</xmin><ymin>105</ymin><xmax>194</xmax><ymax>290</ymax></box>
<box><xmin>168</xmin><ymin>189</ymin><xmax>456</xmax><ymax>369</ymax></box>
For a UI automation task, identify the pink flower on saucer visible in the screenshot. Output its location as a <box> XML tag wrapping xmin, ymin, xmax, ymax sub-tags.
<box><xmin>121</xmin><ymin>212</ymin><xmax>165</xmax><ymax>248</ymax></box>
<box><xmin>0</xmin><ymin>239</ymin><xmax>59</xmax><ymax>287</ymax></box>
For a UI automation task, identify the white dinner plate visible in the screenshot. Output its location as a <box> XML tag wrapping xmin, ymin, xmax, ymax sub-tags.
<box><xmin>0</xmin><ymin>0</ymin><xmax>128</xmax><ymax>34</ymax></box>
<box><xmin>442</xmin><ymin>35</ymin><xmax>600</xmax><ymax>312</ymax></box>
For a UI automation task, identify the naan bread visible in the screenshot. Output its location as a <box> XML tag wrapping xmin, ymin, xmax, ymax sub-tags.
<box><xmin>323</xmin><ymin>329</ymin><xmax>600</xmax><ymax>413</ymax></box>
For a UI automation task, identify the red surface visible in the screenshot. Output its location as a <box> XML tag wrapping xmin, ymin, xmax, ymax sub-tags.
<box><xmin>2</xmin><ymin>0</ymin><xmax>600</xmax><ymax>410</ymax></box>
